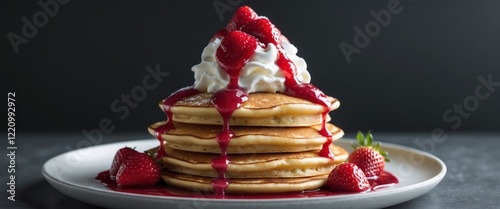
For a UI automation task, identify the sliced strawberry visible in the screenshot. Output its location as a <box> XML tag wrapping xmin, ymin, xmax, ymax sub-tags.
<box><xmin>116</xmin><ymin>152</ymin><xmax>161</xmax><ymax>186</ymax></box>
<box><xmin>241</xmin><ymin>17</ymin><xmax>282</xmax><ymax>45</ymax></box>
<box><xmin>216</xmin><ymin>30</ymin><xmax>258</xmax><ymax>75</ymax></box>
<box><xmin>348</xmin><ymin>131</ymin><xmax>390</xmax><ymax>177</ymax></box>
<box><xmin>226</xmin><ymin>6</ymin><xmax>258</xmax><ymax>32</ymax></box>
<box><xmin>109</xmin><ymin>147</ymin><xmax>138</xmax><ymax>180</ymax></box>
<box><xmin>327</xmin><ymin>162</ymin><xmax>370</xmax><ymax>193</ymax></box>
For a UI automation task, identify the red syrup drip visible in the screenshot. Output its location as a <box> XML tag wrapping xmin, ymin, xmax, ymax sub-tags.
<box><xmin>318</xmin><ymin>112</ymin><xmax>334</xmax><ymax>158</ymax></box>
<box><xmin>209</xmin><ymin>89</ymin><xmax>249</xmax><ymax>197</ymax></box>
<box><xmin>210</xmin><ymin>72</ymin><xmax>249</xmax><ymax>197</ymax></box>
<box><xmin>209</xmin><ymin>30</ymin><xmax>255</xmax><ymax>197</ymax></box>
<box><xmin>95</xmin><ymin>170</ymin><xmax>398</xmax><ymax>198</ymax></box>
<box><xmin>154</xmin><ymin>87</ymin><xmax>200</xmax><ymax>160</ymax></box>
<box><xmin>275</xmin><ymin>48</ymin><xmax>334</xmax><ymax>159</ymax></box>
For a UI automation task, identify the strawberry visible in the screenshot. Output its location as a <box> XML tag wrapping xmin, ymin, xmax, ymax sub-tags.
<box><xmin>109</xmin><ymin>147</ymin><xmax>138</xmax><ymax>180</ymax></box>
<box><xmin>327</xmin><ymin>162</ymin><xmax>370</xmax><ymax>192</ymax></box>
<box><xmin>226</xmin><ymin>6</ymin><xmax>258</xmax><ymax>32</ymax></box>
<box><xmin>348</xmin><ymin>131</ymin><xmax>390</xmax><ymax>177</ymax></box>
<box><xmin>116</xmin><ymin>152</ymin><xmax>161</xmax><ymax>186</ymax></box>
<box><xmin>216</xmin><ymin>30</ymin><xmax>258</xmax><ymax>74</ymax></box>
<box><xmin>241</xmin><ymin>17</ymin><xmax>282</xmax><ymax>45</ymax></box>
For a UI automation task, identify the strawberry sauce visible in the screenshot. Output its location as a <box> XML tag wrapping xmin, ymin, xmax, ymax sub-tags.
<box><xmin>210</xmin><ymin>88</ymin><xmax>248</xmax><ymax>196</ymax></box>
<box><xmin>154</xmin><ymin>87</ymin><xmax>199</xmax><ymax>160</ymax></box>
<box><xmin>275</xmin><ymin>44</ymin><xmax>334</xmax><ymax>158</ymax></box>
<box><xmin>210</xmin><ymin>30</ymin><xmax>254</xmax><ymax>197</ymax></box>
<box><xmin>96</xmin><ymin>170</ymin><xmax>398</xmax><ymax>198</ymax></box>
<box><xmin>368</xmin><ymin>171</ymin><xmax>399</xmax><ymax>191</ymax></box>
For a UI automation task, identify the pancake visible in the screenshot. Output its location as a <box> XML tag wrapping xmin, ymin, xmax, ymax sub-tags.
<box><xmin>163</xmin><ymin>92</ymin><xmax>340</xmax><ymax>127</ymax></box>
<box><xmin>157</xmin><ymin>144</ymin><xmax>347</xmax><ymax>178</ymax></box>
<box><xmin>162</xmin><ymin>171</ymin><xmax>329</xmax><ymax>194</ymax></box>
<box><xmin>147</xmin><ymin>91</ymin><xmax>345</xmax><ymax>194</ymax></box>
<box><xmin>148</xmin><ymin>122</ymin><xmax>344</xmax><ymax>153</ymax></box>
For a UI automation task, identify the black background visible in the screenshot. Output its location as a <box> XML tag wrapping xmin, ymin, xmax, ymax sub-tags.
<box><xmin>2</xmin><ymin>0</ymin><xmax>500</xmax><ymax>134</ymax></box>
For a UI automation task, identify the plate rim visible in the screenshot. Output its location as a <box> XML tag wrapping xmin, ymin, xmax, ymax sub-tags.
<box><xmin>41</xmin><ymin>138</ymin><xmax>447</xmax><ymax>206</ymax></box>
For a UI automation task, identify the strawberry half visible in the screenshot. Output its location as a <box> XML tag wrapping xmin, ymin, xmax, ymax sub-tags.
<box><xmin>116</xmin><ymin>152</ymin><xmax>161</xmax><ymax>186</ymax></box>
<box><xmin>241</xmin><ymin>17</ymin><xmax>282</xmax><ymax>45</ymax></box>
<box><xmin>327</xmin><ymin>162</ymin><xmax>370</xmax><ymax>192</ymax></box>
<box><xmin>226</xmin><ymin>6</ymin><xmax>258</xmax><ymax>32</ymax></box>
<box><xmin>348</xmin><ymin>131</ymin><xmax>390</xmax><ymax>177</ymax></box>
<box><xmin>109</xmin><ymin>147</ymin><xmax>138</xmax><ymax>180</ymax></box>
<box><xmin>216</xmin><ymin>30</ymin><xmax>258</xmax><ymax>75</ymax></box>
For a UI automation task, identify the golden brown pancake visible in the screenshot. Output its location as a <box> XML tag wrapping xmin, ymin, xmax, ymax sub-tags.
<box><xmin>160</xmin><ymin>144</ymin><xmax>348</xmax><ymax>178</ymax></box>
<box><xmin>162</xmin><ymin>92</ymin><xmax>340</xmax><ymax>127</ymax></box>
<box><xmin>162</xmin><ymin>172</ymin><xmax>330</xmax><ymax>194</ymax></box>
<box><xmin>148</xmin><ymin>91</ymin><xmax>345</xmax><ymax>194</ymax></box>
<box><xmin>148</xmin><ymin>121</ymin><xmax>344</xmax><ymax>153</ymax></box>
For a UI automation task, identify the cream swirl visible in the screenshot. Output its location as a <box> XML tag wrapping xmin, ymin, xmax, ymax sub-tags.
<box><xmin>192</xmin><ymin>38</ymin><xmax>311</xmax><ymax>93</ymax></box>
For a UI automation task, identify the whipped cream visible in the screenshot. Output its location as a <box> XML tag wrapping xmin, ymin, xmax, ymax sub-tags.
<box><xmin>192</xmin><ymin>38</ymin><xmax>311</xmax><ymax>93</ymax></box>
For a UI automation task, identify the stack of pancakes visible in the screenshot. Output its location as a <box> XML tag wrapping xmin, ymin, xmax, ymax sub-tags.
<box><xmin>148</xmin><ymin>92</ymin><xmax>347</xmax><ymax>193</ymax></box>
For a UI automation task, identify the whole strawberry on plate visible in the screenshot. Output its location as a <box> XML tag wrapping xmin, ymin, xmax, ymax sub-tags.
<box><xmin>116</xmin><ymin>152</ymin><xmax>161</xmax><ymax>187</ymax></box>
<box><xmin>327</xmin><ymin>162</ymin><xmax>370</xmax><ymax>192</ymax></box>
<box><xmin>109</xmin><ymin>147</ymin><xmax>138</xmax><ymax>180</ymax></box>
<box><xmin>348</xmin><ymin>131</ymin><xmax>390</xmax><ymax>177</ymax></box>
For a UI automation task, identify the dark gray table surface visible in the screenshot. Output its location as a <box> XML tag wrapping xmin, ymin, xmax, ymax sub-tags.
<box><xmin>1</xmin><ymin>132</ymin><xmax>499</xmax><ymax>209</ymax></box>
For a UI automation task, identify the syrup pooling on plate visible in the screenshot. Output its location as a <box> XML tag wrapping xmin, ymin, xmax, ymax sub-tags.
<box><xmin>95</xmin><ymin>170</ymin><xmax>398</xmax><ymax>198</ymax></box>
<box><xmin>368</xmin><ymin>171</ymin><xmax>399</xmax><ymax>190</ymax></box>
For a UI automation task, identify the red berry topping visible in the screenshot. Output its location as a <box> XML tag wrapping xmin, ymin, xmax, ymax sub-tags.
<box><xmin>327</xmin><ymin>162</ymin><xmax>370</xmax><ymax>193</ymax></box>
<box><xmin>348</xmin><ymin>131</ymin><xmax>390</xmax><ymax>177</ymax></box>
<box><xmin>349</xmin><ymin>147</ymin><xmax>385</xmax><ymax>177</ymax></box>
<box><xmin>116</xmin><ymin>152</ymin><xmax>161</xmax><ymax>187</ymax></box>
<box><xmin>285</xmin><ymin>83</ymin><xmax>331</xmax><ymax>109</ymax></box>
<box><xmin>241</xmin><ymin>17</ymin><xmax>282</xmax><ymax>45</ymax></box>
<box><xmin>109</xmin><ymin>147</ymin><xmax>138</xmax><ymax>180</ymax></box>
<box><xmin>216</xmin><ymin>30</ymin><xmax>258</xmax><ymax>75</ymax></box>
<box><xmin>226</xmin><ymin>6</ymin><xmax>258</xmax><ymax>32</ymax></box>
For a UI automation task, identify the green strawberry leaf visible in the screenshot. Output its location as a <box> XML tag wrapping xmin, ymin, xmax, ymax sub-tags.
<box><xmin>356</xmin><ymin>131</ymin><xmax>364</xmax><ymax>146</ymax></box>
<box><xmin>353</xmin><ymin>131</ymin><xmax>391</xmax><ymax>163</ymax></box>
<box><xmin>366</xmin><ymin>131</ymin><xmax>373</xmax><ymax>146</ymax></box>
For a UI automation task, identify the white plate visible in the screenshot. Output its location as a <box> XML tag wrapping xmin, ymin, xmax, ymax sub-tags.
<box><xmin>42</xmin><ymin>139</ymin><xmax>446</xmax><ymax>209</ymax></box>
